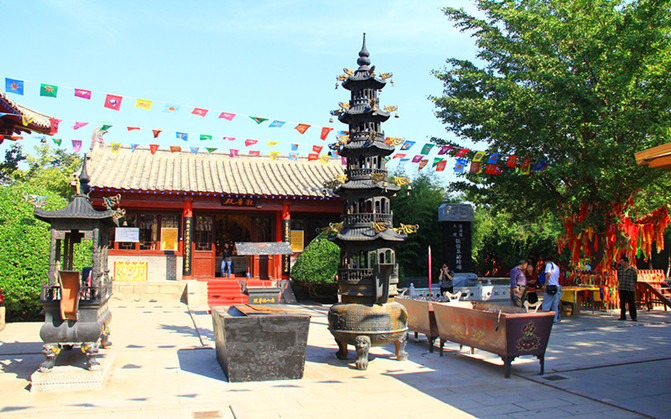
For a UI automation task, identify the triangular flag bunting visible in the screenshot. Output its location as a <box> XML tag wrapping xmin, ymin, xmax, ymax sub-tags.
<box><xmin>520</xmin><ymin>157</ymin><xmax>532</xmax><ymax>174</ymax></box>
<box><xmin>163</xmin><ymin>104</ymin><xmax>180</xmax><ymax>112</ymax></box>
<box><xmin>507</xmin><ymin>155</ymin><xmax>518</xmax><ymax>167</ymax></box>
<box><xmin>269</xmin><ymin>120</ymin><xmax>285</xmax><ymax>128</ymax></box>
<box><xmin>52</xmin><ymin>138</ymin><xmax>62</xmax><ymax>146</ymax></box>
<box><xmin>420</xmin><ymin>144</ymin><xmax>434</xmax><ymax>155</ymax></box>
<box><xmin>289</xmin><ymin>153</ymin><xmax>298</xmax><ymax>161</ymax></box>
<box><xmin>250</xmin><ymin>116</ymin><xmax>268</xmax><ymax>124</ymax></box>
<box><xmin>74</xmin><ymin>88</ymin><xmax>91</xmax><ymax>99</ymax></box>
<box><xmin>223</xmin><ymin>136</ymin><xmax>236</xmax><ymax>141</ymax></box>
<box><xmin>249</xmin><ymin>150</ymin><xmax>260</xmax><ymax>156</ymax></box>
<box><xmin>170</xmin><ymin>146</ymin><xmax>182</xmax><ymax>153</ymax></box>
<box><xmin>401</xmin><ymin>140</ymin><xmax>415</xmax><ymax>151</ymax></box>
<box><xmin>320</xmin><ymin>154</ymin><xmax>330</xmax><ymax>163</ymax></box>
<box><xmin>206</xmin><ymin>147</ymin><xmax>217</xmax><ymax>153</ymax></box>
<box><xmin>219</xmin><ymin>112</ymin><xmax>235</xmax><ymax>120</ymax></box>
<box><xmin>190</xmin><ymin>147</ymin><xmax>199</xmax><ymax>155</ymax></box>
<box><xmin>267</xmin><ymin>141</ymin><xmax>279</xmax><ymax>147</ymax></box>
<box><xmin>320</xmin><ymin>127</ymin><xmax>333</xmax><ymax>140</ymax></box>
<box><xmin>412</xmin><ymin>155</ymin><xmax>423</xmax><ymax>163</ymax></box>
<box><xmin>312</xmin><ymin>145</ymin><xmax>323</xmax><ymax>154</ymax></box>
<box><xmin>200</xmin><ymin>134</ymin><xmax>212</xmax><ymax>141</ymax></box>
<box><xmin>5</xmin><ymin>78</ymin><xmax>24</xmax><ymax>95</ymax></box>
<box><xmin>127</xmin><ymin>126</ymin><xmax>140</xmax><ymax>131</ymax></box>
<box><xmin>152</xmin><ymin>129</ymin><xmax>162</xmax><ymax>138</ymax></box>
<box><xmin>438</xmin><ymin>145</ymin><xmax>453</xmax><ymax>155</ymax></box>
<box><xmin>436</xmin><ymin>160</ymin><xmax>447</xmax><ymax>172</ymax></box>
<box><xmin>454</xmin><ymin>158</ymin><xmax>467</xmax><ymax>173</ymax></box>
<box><xmin>472</xmin><ymin>151</ymin><xmax>485</xmax><ymax>162</ymax></box>
<box><xmin>455</xmin><ymin>148</ymin><xmax>469</xmax><ymax>157</ymax></box>
<box><xmin>150</xmin><ymin>144</ymin><xmax>160</xmax><ymax>155</ymax></box>
<box><xmin>470</xmin><ymin>161</ymin><xmax>482</xmax><ymax>173</ymax></box>
<box><xmin>245</xmin><ymin>139</ymin><xmax>258</xmax><ymax>147</ymax></box>
<box><xmin>432</xmin><ymin>157</ymin><xmax>443</xmax><ymax>167</ymax></box>
<box><xmin>291</xmin><ymin>143</ymin><xmax>299</xmax><ymax>151</ymax></box>
<box><xmin>21</xmin><ymin>116</ymin><xmax>34</xmax><ymax>126</ymax></box>
<box><xmin>418</xmin><ymin>159</ymin><xmax>428</xmax><ymax>170</ymax></box>
<box><xmin>295</xmin><ymin>123</ymin><xmax>310</xmax><ymax>134</ymax></box>
<box><xmin>488</xmin><ymin>153</ymin><xmax>500</xmax><ymax>164</ymax></box>
<box><xmin>192</xmin><ymin>108</ymin><xmax>208</xmax><ymax>117</ymax></box>
<box><xmin>177</xmin><ymin>132</ymin><xmax>188</xmax><ymax>141</ymax></box>
<box><xmin>393</xmin><ymin>154</ymin><xmax>407</xmax><ymax>159</ymax></box>
<box><xmin>110</xmin><ymin>142</ymin><xmax>120</xmax><ymax>153</ymax></box>
<box><xmin>230</xmin><ymin>149</ymin><xmax>239</xmax><ymax>157</ymax></box>
<box><xmin>130</xmin><ymin>144</ymin><xmax>139</xmax><ymax>152</ymax></box>
<box><xmin>270</xmin><ymin>151</ymin><xmax>279</xmax><ymax>160</ymax></box>
<box><xmin>308</xmin><ymin>153</ymin><xmax>319</xmax><ymax>161</ymax></box>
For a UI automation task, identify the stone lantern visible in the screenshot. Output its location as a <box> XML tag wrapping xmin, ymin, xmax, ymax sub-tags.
<box><xmin>327</xmin><ymin>34</ymin><xmax>412</xmax><ymax>370</ymax></box>
<box><xmin>33</xmin><ymin>157</ymin><xmax>118</xmax><ymax>372</ymax></box>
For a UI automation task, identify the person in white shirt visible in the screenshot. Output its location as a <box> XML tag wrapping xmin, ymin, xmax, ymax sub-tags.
<box><xmin>541</xmin><ymin>257</ymin><xmax>562</xmax><ymax>323</ymax></box>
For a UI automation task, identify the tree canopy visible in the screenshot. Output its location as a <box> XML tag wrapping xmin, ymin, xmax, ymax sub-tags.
<box><xmin>432</xmin><ymin>0</ymin><xmax>671</xmax><ymax>268</ymax></box>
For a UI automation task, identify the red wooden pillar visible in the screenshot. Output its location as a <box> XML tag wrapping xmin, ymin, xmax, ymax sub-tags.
<box><xmin>281</xmin><ymin>201</ymin><xmax>291</xmax><ymax>279</ymax></box>
<box><xmin>183</xmin><ymin>198</ymin><xmax>194</xmax><ymax>280</ymax></box>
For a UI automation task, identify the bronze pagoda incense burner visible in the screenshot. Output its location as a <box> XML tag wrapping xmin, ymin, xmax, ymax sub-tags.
<box><xmin>327</xmin><ymin>34</ymin><xmax>411</xmax><ymax>370</ymax></box>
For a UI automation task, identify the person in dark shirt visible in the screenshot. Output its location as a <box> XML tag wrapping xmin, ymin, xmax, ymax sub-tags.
<box><xmin>617</xmin><ymin>256</ymin><xmax>637</xmax><ymax>321</ymax></box>
<box><xmin>510</xmin><ymin>259</ymin><xmax>528</xmax><ymax>307</ymax></box>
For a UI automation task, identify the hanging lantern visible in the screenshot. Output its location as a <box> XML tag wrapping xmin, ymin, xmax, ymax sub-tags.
<box><xmin>395</xmin><ymin>113</ymin><xmax>399</xmax><ymax>118</ymax></box>
<box><xmin>390</xmin><ymin>79</ymin><xmax>395</xmax><ymax>86</ymax></box>
<box><xmin>329</xmin><ymin>118</ymin><xmax>334</xmax><ymax>123</ymax></box>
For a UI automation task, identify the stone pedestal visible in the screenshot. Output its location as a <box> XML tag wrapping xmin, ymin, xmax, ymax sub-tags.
<box><xmin>30</xmin><ymin>350</ymin><xmax>115</xmax><ymax>392</ymax></box>
<box><xmin>211</xmin><ymin>305</ymin><xmax>310</xmax><ymax>382</ymax></box>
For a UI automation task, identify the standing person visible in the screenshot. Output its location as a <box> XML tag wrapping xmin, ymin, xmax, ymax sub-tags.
<box><xmin>541</xmin><ymin>257</ymin><xmax>562</xmax><ymax>323</ymax></box>
<box><xmin>0</xmin><ymin>287</ymin><xmax>5</xmax><ymax>332</ymax></box>
<box><xmin>617</xmin><ymin>255</ymin><xmax>637</xmax><ymax>321</ymax></box>
<box><xmin>510</xmin><ymin>259</ymin><xmax>528</xmax><ymax>307</ymax></box>
<box><xmin>221</xmin><ymin>242</ymin><xmax>233</xmax><ymax>278</ymax></box>
<box><xmin>439</xmin><ymin>264</ymin><xmax>454</xmax><ymax>296</ymax></box>
<box><xmin>525</xmin><ymin>262</ymin><xmax>539</xmax><ymax>304</ymax></box>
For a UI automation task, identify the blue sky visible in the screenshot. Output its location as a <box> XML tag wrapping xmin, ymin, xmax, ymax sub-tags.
<box><xmin>1</xmin><ymin>0</ymin><xmax>480</xmax><ymax>179</ymax></box>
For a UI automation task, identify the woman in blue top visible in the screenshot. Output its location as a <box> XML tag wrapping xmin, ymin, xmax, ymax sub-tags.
<box><xmin>541</xmin><ymin>257</ymin><xmax>562</xmax><ymax>323</ymax></box>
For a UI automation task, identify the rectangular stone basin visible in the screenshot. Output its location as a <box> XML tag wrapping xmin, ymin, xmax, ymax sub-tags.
<box><xmin>211</xmin><ymin>305</ymin><xmax>310</xmax><ymax>382</ymax></box>
<box><xmin>396</xmin><ymin>298</ymin><xmax>439</xmax><ymax>352</ymax></box>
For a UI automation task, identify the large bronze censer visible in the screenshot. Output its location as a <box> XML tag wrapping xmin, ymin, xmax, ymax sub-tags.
<box><xmin>327</xmin><ymin>34</ymin><xmax>414</xmax><ymax>370</ymax></box>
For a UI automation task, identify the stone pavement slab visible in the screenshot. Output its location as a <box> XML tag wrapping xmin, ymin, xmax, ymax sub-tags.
<box><xmin>1</xmin><ymin>301</ymin><xmax>670</xmax><ymax>418</ymax></box>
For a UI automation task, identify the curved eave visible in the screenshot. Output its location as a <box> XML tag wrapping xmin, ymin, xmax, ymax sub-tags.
<box><xmin>342</xmin><ymin>75</ymin><xmax>386</xmax><ymax>91</ymax></box>
<box><xmin>34</xmin><ymin>195</ymin><xmax>118</xmax><ymax>226</ymax></box>
<box><xmin>334</xmin><ymin>181</ymin><xmax>401</xmax><ymax>193</ymax></box>
<box><xmin>338</xmin><ymin>110</ymin><xmax>390</xmax><ymax>124</ymax></box>
<box><xmin>335</xmin><ymin>227</ymin><xmax>406</xmax><ymax>242</ymax></box>
<box><xmin>338</xmin><ymin>141</ymin><xmax>395</xmax><ymax>155</ymax></box>
<box><xmin>0</xmin><ymin>91</ymin><xmax>54</xmax><ymax>135</ymax></box>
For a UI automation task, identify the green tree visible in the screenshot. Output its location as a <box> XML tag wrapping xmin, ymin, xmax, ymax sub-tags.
<box><xmin>0</xmin><ymin>143</ymin><xmax>26</xmax><ymax>185</ymax></box>
<box><xmin>391</xmin><ymin>172</ymin><xmax>452</xmax><ymax>279</ymax></box>
<box><xmin>432</xmin><ymin>0</ymin><xmax>671</xmax><ymax>268</ymax></box>
<box><xmin>290</xmin><ymin>234</ymin><xmax>340</xmax><ymax>301</ymax></box>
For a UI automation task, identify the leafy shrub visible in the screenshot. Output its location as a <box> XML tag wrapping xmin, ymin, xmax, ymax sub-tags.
<box><xmin>290</xmin><ymin>235</ymin><xmax>340</xmax><ymax>301</ymax></box>
<box><xmin>0</xmin><ymin>184</ymin><xmax>91</xmax><ymax>321</ymax></box>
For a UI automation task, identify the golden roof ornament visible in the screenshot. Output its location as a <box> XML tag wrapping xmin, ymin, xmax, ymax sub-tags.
<box><xmin>390</xmin><ymin>176</ymin><xmax>410</xmax><ymax>186</ymax></box>
<box><xmin>371</xmin><ymin>222</ymin><xmax>388</xmax><ymax>232</ymax></box>
<box><xmin>371</xmin><ymin>173</ymin><xmax>387</xmax><ymax>183</ymax></box>
<box><xmin>383</xmin><ymin>105</ymin><xmax>398</xmax><ymax>113</ymax></box>
<box><xmin>379</xmin><ymin>72</ymin><xmax>393</xmax><ymax>80</ymax></box>
<box><xmin>394</xmin><ymin>223</ymin><xmax>419</xmax><ymax>235</ymax></box>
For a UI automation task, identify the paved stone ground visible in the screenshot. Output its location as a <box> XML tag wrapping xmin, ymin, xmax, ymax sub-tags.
<box><xmin>1</xmin><ymin>300</ymin><xmax>670</xmax><ymax>418</ymax></box>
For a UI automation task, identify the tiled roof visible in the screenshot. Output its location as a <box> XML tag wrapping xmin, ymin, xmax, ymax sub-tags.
<box><xmin>0</xmin><ymin>91</ymin><xmax>54</xmax><ymax>135</ymax></box>
<box><xmin>86</xmin><ymin>142</ymin><xmax>345</xmax><ymax>198</ymax></box>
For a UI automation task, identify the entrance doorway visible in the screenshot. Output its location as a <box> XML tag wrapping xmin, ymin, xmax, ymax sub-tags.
<box><xmin>212</xmin><ymin>213</ymin><xmax>274</xmax><ymax>278</ymax></box>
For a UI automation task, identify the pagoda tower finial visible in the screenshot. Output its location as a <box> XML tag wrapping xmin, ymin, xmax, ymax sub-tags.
<box><xmin>357</xmin><ymin>33</ymin><xmax>371</xmax><ymax>68</ymax></box>
<box><xmin>78</xmin><ymin>154</ymin><xmax>91</xmax><ymax>196</ymax></box>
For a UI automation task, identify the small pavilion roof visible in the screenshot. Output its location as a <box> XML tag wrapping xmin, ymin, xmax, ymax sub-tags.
<box><xmin>635</xmin><ymin>142</ymin><xmax>671</xmax><ymax>169</ymax></box>
<box><xmin>86</xmin><ymin>142</ymin><xmax>345</xmax><ymax>199</ymax></box>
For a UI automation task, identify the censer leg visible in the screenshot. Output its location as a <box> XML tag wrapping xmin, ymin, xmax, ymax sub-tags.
<box><xmin>82</xmin><ymin>343</ymin><xmax>101</xmax><ymax>371</ymax></box>
<box><xmin>335</xmin><ymin>339</ymin><xmax>349</xmax><ymax>360</ymax></box>
<box><xmin>100</xmin><ymin>327</ymin><xmax>112</xmax><ymax>349</ymax></box>
<box><xmin>354</xmin><ymin>335</ymin><xmax>371</xmax><ymax>370</ymax></box>
<box><xmin>394</xmin><ymin>332</ymin><xmax>408</xmax><ymax>361</ymax></box>
<box><xmin>39</xmin><ymin>343</ymin><xmax>61</xmax><ymax>373</ymax></box>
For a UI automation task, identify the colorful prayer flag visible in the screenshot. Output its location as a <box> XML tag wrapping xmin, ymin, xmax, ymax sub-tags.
<box><xmin>393</xmin><ymin>154</ymin><xmax>407</xmax><ymax>159</ymax></box>
<box><xmin>291</xmin><ymin>143</ymin><xmax>299</xmax><ymax>151</ymax></box>
<box><xmin>308</xmin><ymin>153</ymin><xmax>319</xmax><ymax>161</ymax></box>
<box><xmin>438</xmin><ymin>145</ymin><xmax>453</xmax><ymax>155</ymax></box>
<box><xmin>420</xmin><ymin>144</ymin><xmax>434</xmax><ymax>155</ymax></box>
<box><xmin>267</xmin><ymin>141</ymin><xmax>279</xmax><ymax>147</ymax></box>
<box><xmin>219</xmin><ymin>112</ymin><xmax>235</xmax><ymax>120</ymax></box>
<box><xmin>455</xmin><ymin>148</ymin><xmax>469</xmax><ymax>157</ymax></box>
<box><xmin>312</xmin><ymin>145</ymin><xmax>323</xmax><ymax>154</ymax></box>
<box><xmin>110</xmin><ymin>143</ymin><xmax>120</xmax><ymax>153</ymax></box>
<box><xmin>152</xmin><ymin>129</ymin><xmax>162</xmax><ymax>138</ymax></box>
<box><xmin>230</xmin><ymin>149</ymin><xmax>239</xmax><ymax>157</ymax></box>
<box><xmin>532</xmin><ymin>160</ymin><xmax>546</xmax><ymax>171</ymax></box>
<box><xmin>192</xmin><ymin>108</ymin><xmax>208</xmax><ymax>117</ymax></box>
<box><xmin>52</xmin><ymin>138</ymin><xmax>62</xmax><ymax>146</ymax></box>
<box><xmin>245</xmin><ymin>139</ymin><xmax>258</xmax><ymax>147</ymax></box>
<box><xmin>249</xmin><ymin>150</ymin><xmax>260</xmax><ymax>156</ymax></box>
<box><xmin>436</xmin><ymin>160</ymin><xmax>447</xmax><ymax>172</ymax></box>
<box><xmin>401</xmin><ymin>140</ymin><xmax>416</xmax><ymax>151</ymax></box>
<box><xmin>190</xmin><ymin>147</ymin><xmax>199</xmax><ymax>155</ymax></box>
<box><xmin>40</xmin><ymin>83</ymin><xmax>58</xmax><ymax>97</ymax></box>
<box><xmin>130</xmin><ymin>144</ymin><xmax>139</xmax><ymax>152</ymax></box>
<box><xmin>418</xmin><ymin>159</ymin><xmax>428</xmax><ymax>170</ymax></box>
<box><xmin>101</xmin><ymin>124</ymin><xmax>112</xmax><ymax>131</ymax></box>
<box><xmin>399</xmin><ymin>158</ymin><xmax>410</xmax><ymax>165</ymax></box>
<box><xmin>104</xmin><ymin>94</ymin><xmax>123</xmax><ymax>111</ymax></box>
<box><xmin>485</xmin><ymin>163</ymin><xmax>501</xmax><ymax>175</ymax></box>
<box><xmin>150</xmin><ymin>144</ymin><xmax>160</xmax><ymax>155</ymax></box>
<box><xmin>488</xmin><ymin>153</ymin><xmax>500</xmax><ymax>164</ymax></box>
<box><xmin>320</xmin><ymin>154</ymin><xmax>330</xmax><ymax>164</ymax></box>
<box><xmin>206</xmin><ymin>148</ymin><xmax>217</xmax><ymax>153</ymax></box>
<box><xmin>454</xmin><ymin>158</ymin><xmax>467</xmax><ymax>173</ymax></box>
<box><xmin>223</xmin><ymin>136</ymin><xmax>236</xmax><ymax>141</ymax></box>
<box><xmin>295</xmin><ymin>123</ymin><xmax>310</xmax><ymax>134</ymax></box>
<box><xmin>520</xmin><ymin>157</ymin><xmax>532</xmax><ymax>174</ymax></box>
<box><xmin>270</xmin><ymin>151</ymin><xmax>279</xmax><ymax>160</ymax></box>
<box><xmin>48</xmin><ymin>118</ymin><xmax>61</xmax><ymax>135</ymax></box>
<box><xmin>163</xmin><ymin>104</ymin><xmax>180</xmax><ymax>112</ymax></box>
<box><xmin>250</xmin><ymin>116</ymin><xmax>268</xmax><ymax>124</ymax></box>
<box><xmin>136</xmin><ymin>99</ymin><xmax>153</xmax><ymax>110</ymax></box>
<box><xmin>507</xmin><ymin>155</ymin><xmax>518</xmax><ymax>167</ymax></box>
<box><xmin>412</xmin><ymin>155</ymin><xmax>423</xmax><ymax>163</ymax></box>
<box><xmin>170</xmin><ymin>146</ymin><xmax>182</xmax><ymax>153</ymax></box>
<box><xmin>127</xmin><ymin>126</ymin><xmax>140</xmax><ymax>131</ymax></box>
<box><xmin>289</xmin><ymin>153</ymin><xmax>298</xmax><ymax>161</ymax></box>
<box><xmin>341</xmin><ymin>157</ymin><xmax>347</xmax><ymax>165</ymax></box>
<box><xmin>74</xmin><ymin>88</ymin><xmax>92</xmax><ymax>99</ymax></box>
<box><xmin>269</xmin><ymin>120</ymin><xmax>285</xmax><ymax>128</ymax></box>
<box><xmin>5</xmin><ymin>78</ymin><xmax>24</xmax><ymax>95</ymax></box>
<box><xmin>320</xmin><ymin>127</ymin><xmax>334</xmax><ymax>140</ymax></box>
<box><xmin>470</xmin><ymin>161</ymin><xmax>481</xmax><ymax>173</ymax></box>
<box><xmin>200</xmin><ymin>134</ymin><xmax>213</xmax><ymax>141</ymax></box>
<box><xmin>177</xmin><ymin>132</ymin><xmax>188</xmax><ymax>141</ymax></box>
<box><xmin>432</xmin><ymin>158</ymin><xmax>443</xmax><ymax>167</ymax></box>
<box><xmin>472</xmin><ymin>151</ymin><xmax>485</xmax><ymax>162</ymax></box>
